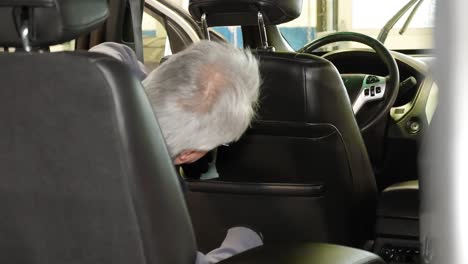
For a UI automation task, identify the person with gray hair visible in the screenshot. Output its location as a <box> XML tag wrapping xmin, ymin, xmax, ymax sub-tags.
<box><xmin>90</xmin><ymin>40</ymin><xmax>262</xmax><ymax>263</ymax></box>
<box><xmin>143</xmin><ymin>41</ymin><xmax>260</xmax><ymax>164</ymax></box>
<box><xmin>92</xmin><ymin>41</ymin><xmax>259</xmax><ymax>164</ymax></box>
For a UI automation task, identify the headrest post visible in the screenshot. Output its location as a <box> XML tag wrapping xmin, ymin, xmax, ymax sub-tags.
<box><xmin>19</xmin><ymin>21</ymin><xmax>32</xmax><ymax>52</ymax></box>
<box><xmin>201</xmin><ymin>13</ymin><xmax>211</xmax><ymax>40</ymax></box>
<box><xmin>257</xmin><ymin>12</ymin><xmax>275</xmax><ymax>51</ymax></box>
<box><xmin>14</xmin><ymin>7</ymin><xmax>32</xmax><ymax>52</ymax></box>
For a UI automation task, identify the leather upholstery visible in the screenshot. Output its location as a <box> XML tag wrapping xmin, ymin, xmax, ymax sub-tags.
<box><xmin>216</xmin><ymin>122</ymin><xmax>351</xmax><ymax>184</ymax></box>
<box><xmin>0</xmin><ymin>0</ymin><xmax>58</xmax><ymax>6</ymax></box>
<box><xmin>188</xmin><ymin>51</ymin><xmax>378</xmax><ymax>248</ymax></box>
<box><xmin>378</xmin><ymin>180</ymin><xmax>419</xmax><ymax>219</ymax></box>
<box><xmin>0</xmin><ymin>0</ymin><xmax>108</xmax><ymax>47</ymax></box>
<box><xmin>0</xmin><ymin>1</ymin><xmax>384</xmax><ymax>263</ymax></box>
<box><xmin>0</xmin><ymin>52</ymin><xmax>197</xmax><ymax>264</ymax></box>
<box><xmin>376</xmin><ymin>181</ymin><xmax>419</xmax><ymax>239</ymax></box>
<box><xmin>188</xmin><ymin>0</ymin><xmax>303</xmax><ymax>26</ymax></box>
<box><xmin>219</xmin><ymin>244</ymin><xmax>385</xmax><ymax>264</ymax></box>
<box><xmin>249</xmin><ymin>51</ymin><xmax>378</xmax><ymax>211</ymax></box>
<box><xmin>0</xmin><ymin>50</ymin><xmax>382</xmax><ymax>264</ymax></box>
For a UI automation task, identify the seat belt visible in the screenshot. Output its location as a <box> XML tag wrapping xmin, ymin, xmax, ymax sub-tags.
<box><xmin>128</xmin><ymin>0</ymin><xmax>144</xmax><ymax>62</ymax></box>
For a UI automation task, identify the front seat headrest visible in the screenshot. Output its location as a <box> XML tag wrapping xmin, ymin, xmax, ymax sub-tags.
<box><xmin>0</xmin><ymin>0</ymin><xmax>108</xmax><ymax>48</ymax></box>
<box><xmin>189</xmin><ymin>0</ymin><xmax>303</xmax><ymax>27</ymax></box>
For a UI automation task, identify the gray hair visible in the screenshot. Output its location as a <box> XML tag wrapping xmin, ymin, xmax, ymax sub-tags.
<box><xmin>143</xmin><ymin>40</ymin><xmax>260</xmax><ymax>158</ymax></box>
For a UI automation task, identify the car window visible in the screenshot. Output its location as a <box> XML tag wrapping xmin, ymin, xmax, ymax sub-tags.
<box><xmin>142</xmin><ymin>9</ymin><xmax>171</xmax><ymax>70</ymax></box>
<box><xmin>174</xmin><ymin>1</ymin><xmax>243</xmax><ymax>48</ymax></box>
<box><xmin>278</xmin><ymin>0</ymin><xmax>435</xmax><ymax>51</ymax></box>
<box><xmin>0</xmin><ymin>40</ymin><xmax>75</xmax><ymax>53</ymax></box>
<box><xmin>50</xmin><ymin>40</ymin><xmax>76</xmax><ymax>52</ymax></box>
<box><xmin>212</xmin><ymin>26</ymin><xmax>243</xmax><ymax>48</ymax></box>
<box><xmin>278</xmin><ymin>1</ymin><xmax>317</xmax><ymax>51</ymax></box>
<box><xmin>351</xmin><ymin>0</ymin><xmax>435</xmax><ymax>29</ymax></box>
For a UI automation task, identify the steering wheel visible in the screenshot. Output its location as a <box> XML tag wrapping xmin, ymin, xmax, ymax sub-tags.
<box><xmin>299</xmin><ymin>32</ymin><xmax>400</xmax><ymax>132</ymax></box>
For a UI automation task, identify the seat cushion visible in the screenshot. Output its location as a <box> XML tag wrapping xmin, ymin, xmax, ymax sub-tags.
<box><xmin>218</xmin><ymin>244</ymin><xmax>385</xmax><ymax>264</ymax></box>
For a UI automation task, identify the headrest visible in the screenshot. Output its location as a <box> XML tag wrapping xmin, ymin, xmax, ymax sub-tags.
<box><xmin>189</xmin><ymin>0</ymin><xmax>303</xmax><ymax>26</ymax></box>
<box><xmin>0</xmin><ymin>0</ymin><xmax>108</xmax><ymax>48</ymax></box>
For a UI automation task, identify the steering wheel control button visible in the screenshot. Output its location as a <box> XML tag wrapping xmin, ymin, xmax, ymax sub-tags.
<box><xmin>353</xmin><ymin>75</ymin><xmax>386</xmax><ymax>114</ymax></box>
<box><xmin>366</xmin><ymin>75</ymin><xmax>380</xmax><ymax>84</ymax></box>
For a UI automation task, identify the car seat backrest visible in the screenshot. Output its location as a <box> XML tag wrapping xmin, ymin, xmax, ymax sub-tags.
<box><xmin>0</xmin><ymin>1</ymin><xmax>197</xmax><ymax>263</ymax></box>
<box><xmin>186</xmin><ymin>0</ymin><xmax>377</xmax><ymax>247</ymax></box>
<box><xmin>215</xmin><ymin>51</ymin><xmax>377</xmax><ymax>245</ymax></box>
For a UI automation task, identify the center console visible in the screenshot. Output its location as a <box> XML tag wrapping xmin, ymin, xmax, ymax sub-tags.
<box><xmin>373</xmin><ymin>181</ymin><xmax>420</xmax><ymax>263</ymax></box>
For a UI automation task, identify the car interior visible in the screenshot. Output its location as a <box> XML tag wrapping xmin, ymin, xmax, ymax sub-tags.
<box><xmin>0</xmin><ymin>0</ymin><xmax>438</xmax><ymax>263</ymax></box>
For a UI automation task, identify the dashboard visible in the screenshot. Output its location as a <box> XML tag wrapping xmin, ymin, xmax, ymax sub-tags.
<box><xmin>320</xmin><ymin>49</ymin><xmax>437</xmax><ymax>188</ymax></box>
<box><xmin>323</xmin><ymin>49</ymin><xmax>437</xmax><ymax>142</ymax></box>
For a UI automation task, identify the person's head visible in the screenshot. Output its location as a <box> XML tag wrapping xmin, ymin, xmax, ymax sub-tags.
<box><xmin>143</xmin><ymin>40</ymin><xmax>260</xmax><ymax>165</ymax></box>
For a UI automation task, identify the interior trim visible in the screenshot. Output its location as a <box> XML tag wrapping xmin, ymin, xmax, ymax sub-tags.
<box><xmin>186</xmin><ymin>180</ymin><xmax>325</xmax><ymax>197</ymax></box>
<box><xmin>145</xmin><ymin>0</ymin><xmax>201</xmax><ymax>43</ymax></box>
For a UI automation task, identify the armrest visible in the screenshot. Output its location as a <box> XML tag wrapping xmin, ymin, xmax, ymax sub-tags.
<box><xmin>378</xmin><ymin>180</ymin><xmax>419</xmax><ymax>219</ymax></box>
<box><xmin>218</xmin><ymin>243</ymin><xmax>385</xmax><ymax>264</ymax></box>
<box><xmin>376</xmin><ymin>180</ymin><xmax>420</xmax><ymax>240</ymax></box>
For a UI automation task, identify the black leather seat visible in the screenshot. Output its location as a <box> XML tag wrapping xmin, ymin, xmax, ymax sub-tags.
<box><xmin>0</xmin><ymin>1</ymin><xmax>197</xmax><ymax>263</ymax></box>
<box><xmin>187</xmin><ymin>0</ymin><xmax>377</xmax><ymax>249</ymax></box>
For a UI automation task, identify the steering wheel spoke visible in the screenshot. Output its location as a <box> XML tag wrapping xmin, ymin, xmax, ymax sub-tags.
<box><xmin>300</xmin><ymin>32</ymin><xmax>399</xmax><ymax>132</ymax></box>
<box><xmin>353</xmin><ymin>75</ymin><xmax>387</xmax><ymax>114</ymax></box>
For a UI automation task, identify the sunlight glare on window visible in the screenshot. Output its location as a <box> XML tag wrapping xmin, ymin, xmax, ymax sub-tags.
<box><xmin>352</xmin><ymin>0</ymin><xmax>435</xmax><ymax>29</ymax></box>
<box><xmin>278</xmin><ymin>0</ymin><xmax>317</xmax><ymax>50</ymax></box>
<box><xmin>142</xmin><ymin>11</ymin><xmax>170</xmax><ymax>70</ymax></box>
<box><xmin>49</xmin><ymin>40</ymin><xmax>76</xmax><ymax>52</ymax></box>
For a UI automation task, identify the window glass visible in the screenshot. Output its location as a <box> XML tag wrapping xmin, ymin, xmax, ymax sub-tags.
<box><xmin>212</xmin><ymin>26</ymin><xmax>243</xmax><ymax>48</ymax></box>
<box><xmin>50</xmin><ymin>40</ymin><xmax>76</xmax><ymax>52</ymax></box>
<box><xmin>278</xmin><ymin>1</ymin><xmax>317</xmax><ymax>50</ymax></box>
<box><xmin>176</xmin><ymin>1</ymin><xmax>243</xmax><ymax>47</ymax></box>
<box><xmin>142</xmin><ymin>10</ymin><xmax>171</xmax><ymax>70</ymax></box>
<box><xmin>277</xmin><ymin>0</ymin><xmax>434</xmax><ymax>51</ymax></box>
<box><xmin>352</xmin><ymin>0</ymin><xmax>435</xmax><ymax>29</ymax></box>
<box><xmin>0</xmin><ymin>40</ymin><xmax>75</xmax><ymax>53</ymax></box>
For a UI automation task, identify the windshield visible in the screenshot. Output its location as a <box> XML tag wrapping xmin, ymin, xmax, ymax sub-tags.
<box><xmin>279</xmin><ymin>0</ymin><xmax>435</xmax><ymax>51</ymax></box>
<box><xmin>174</xmin><ymin>0</ymin><xmax>435</xmax><ymax>51</ymax></box>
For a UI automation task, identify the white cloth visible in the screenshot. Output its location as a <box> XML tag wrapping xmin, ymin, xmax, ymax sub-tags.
<box><xmin>196</xmin><ymin>227</ymin><xmax>263</xmax><ymax>264</ymax></box>
<box><xmin>89</xmin><ymin>42</ymin><xmax>264</xmax><ymax>263</ymax></box>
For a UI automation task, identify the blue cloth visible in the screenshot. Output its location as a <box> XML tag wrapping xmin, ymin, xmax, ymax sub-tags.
<box><xmin>89</xmin><ymin>42</ymin><xmax>263</xmax><ymax>264</ymax></box>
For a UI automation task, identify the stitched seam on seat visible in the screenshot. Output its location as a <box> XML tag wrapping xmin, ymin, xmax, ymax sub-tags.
<box><xmin>322</xmin><ymin>123</ymin><xmax>355</xmax><ymax>197</ymax></box>
<box><xmin>252</xmin><ymin>120</ymin><xmax>339</xmax><ymax>139</ymax></box>
<box><xmin>92</xmin><ymin>59</ymin><xmax>149</xmax><ymax>264</ymax></box>
<box><xmin>303</xmin><ymin>65</ymin><xmax>308</xmax><ymax>122</ymax></box>
<box><xmin>187</xmin><ymin>181</ymin><xmax>326</xmax><ymax>197</ymax></box>
<box><xmin>248</xmin><ymin>131</ymin><xmax>338</xmax><ymax>141</ymax></box>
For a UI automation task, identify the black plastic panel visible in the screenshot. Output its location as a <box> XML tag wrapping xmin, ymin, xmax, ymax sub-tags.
<box><xmin>189</xmin><ymin>0</ymin><xmax>303</xmax><ymax>26</ymax></box>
